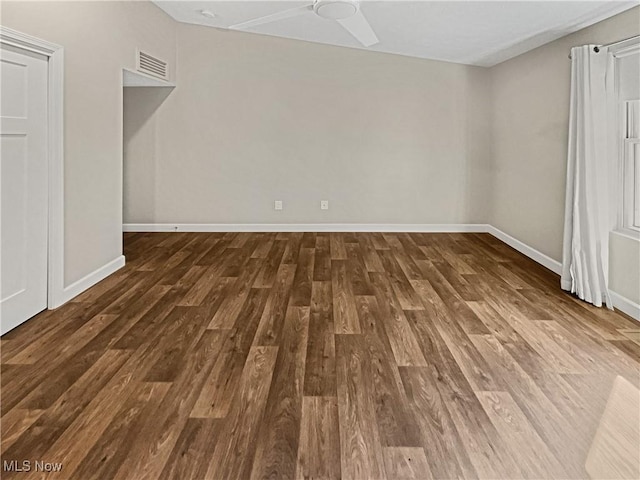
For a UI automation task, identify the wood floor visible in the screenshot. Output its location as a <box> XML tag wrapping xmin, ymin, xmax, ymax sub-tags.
<box><xmin>1</xmin><ymin>232</ymin><xmax>639</xmax><ymax>479</ymax></box>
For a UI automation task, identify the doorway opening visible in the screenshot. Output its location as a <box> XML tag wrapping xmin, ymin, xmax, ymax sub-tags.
<box><xmin>122</xmin><ymin>68</ymin><xmax>174</xmax><ymax>246</ymax></box>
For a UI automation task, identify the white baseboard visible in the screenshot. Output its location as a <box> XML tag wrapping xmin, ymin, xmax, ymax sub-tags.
<box><xmin>123</xmin><ymin>223</ymin><xmax>489</xmax><ymax>233</ymax></box>
<box><xmin>52</xmin><ymin>255</ymin><xmax>125</xmax><ymax>308</ymax></box>
<box><xmin>609</xmin><ymin>291</ymin><xmax>640</xmax><ymax>321</ymax></box>
<box><xmin>485</xmin><ymin>225</ymin><xmax>563</xmax><ymax>275</ymax></box>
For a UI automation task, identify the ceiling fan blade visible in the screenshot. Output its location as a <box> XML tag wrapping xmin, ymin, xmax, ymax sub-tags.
<box><xmin>229</xmin><ymin>5</ymin><xmax>313</xmax><ymax>30</ymax></box>
<box><xmin>337</xmin><ymin>9</ymin><xmax>379</xmax><ymax>47</ymax></box>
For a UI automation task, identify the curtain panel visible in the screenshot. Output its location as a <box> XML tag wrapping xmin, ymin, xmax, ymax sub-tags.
<box><xmin>561</xmin><ymin>45</ymin><xmax>616</xmax><ymax>308</ymax></box>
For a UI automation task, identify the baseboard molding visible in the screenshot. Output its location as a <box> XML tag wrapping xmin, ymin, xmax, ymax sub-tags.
<box><xmin>609</xmin><ymin>291</ymin><xmax>640</xmax><ymax>321</ymax></box>
<box><xmin>485</xmin><ymin>225</ymin><xmax>563</xmax><ymax>275</ymax></box>
<box><xmin>53</xmin><ymin>255</ymin><xmax>125</xmax><ymax>308</ymax></box>
<box><xmin>123</xmin><ymin>223</ymin><xmax>489</xmax><ymax>233</ymax></box>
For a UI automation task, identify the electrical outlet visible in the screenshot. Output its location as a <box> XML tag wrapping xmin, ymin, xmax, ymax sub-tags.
<box><xmin>321</xmin><ymin>200</ymin><xmax>329</xmax><ymax>210</ymax></box>
<box><xmin>274</xmin><ymin>200</ymin><xmax>283</xmax><ymax>211</ymax></box>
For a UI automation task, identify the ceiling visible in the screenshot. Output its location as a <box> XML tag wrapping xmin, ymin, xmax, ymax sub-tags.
<box><xmin>153</xmin><ymin>1</ymin><xmax>638</xmax><ymax>66</ymax></box>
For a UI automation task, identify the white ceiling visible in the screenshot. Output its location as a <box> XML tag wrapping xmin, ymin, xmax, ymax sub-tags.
<box><xmin>153</xmin><ymin>1</ymin><xmax>638</xmax><ymax>66</ymax></box>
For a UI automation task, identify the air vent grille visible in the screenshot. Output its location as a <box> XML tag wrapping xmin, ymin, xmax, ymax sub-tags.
<box><xmin>137</xmin><ymin>50</ymin><xmax>168</xmax><ymax>80</ymax></box>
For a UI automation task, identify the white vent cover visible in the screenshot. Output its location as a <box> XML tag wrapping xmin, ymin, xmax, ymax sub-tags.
<box><xmin>136</xmin><ymin>50</ymin><xmax>168</xmax><ymax>80</ymax></box>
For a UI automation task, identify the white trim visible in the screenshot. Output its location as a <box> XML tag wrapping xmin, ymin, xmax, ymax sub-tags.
<box><xmin>485</xmin><ymin>225</ymin><xmax>563</xmax><ymax>275</ymax></box>
<box><xmin>617</xmin><ymin>96</ymin><xmax>640</xmax><ymax>236</ymax></box>
<box><xmin>0</xmin><ymin>27</ymin><xmax>65</xmax><ymax>309</ymax></box>
<box><xmin>609</xmin><ymin>291</ymin><xmax>640</xmax><ymax>321</ymax></box>
<box><xmin>123</xmin><ymin>223</ymin><xmax>489</xmax><ymax>233</ymax></box>
<box><xmin>47</xmin><ymin>47</ymin><xmax>65</xmax><ymax>308</ymax></box>
<box><xmin>611</xmin><ymin>228</ymin><xmax>640</xmax><ymax>243</ymax></box>
<box><xmin>0</xmin><ymin>27</ymin><xmax>60</xmax><ymax>56</ymax></box>
<box><xmin>57</xmin><ymin>256</ymin><xmax>125</xmax><ymax>306</ymax></box>
<box><xmin>608</xmin><ymin>35</ymin><xmax>640</xmax><ymax>59</ymax></box>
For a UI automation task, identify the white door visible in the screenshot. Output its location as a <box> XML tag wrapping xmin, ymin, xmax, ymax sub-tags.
<box><xmin>1</xmin><ymin>45</ymin><xmax>49</xmax><ymax>335</ymax></box>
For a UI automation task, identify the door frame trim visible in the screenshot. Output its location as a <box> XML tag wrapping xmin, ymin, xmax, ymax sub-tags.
<box><xmin>1</xmin><ymin>26</ymin><xmax>65</xmax><ymax>308</ymax></box>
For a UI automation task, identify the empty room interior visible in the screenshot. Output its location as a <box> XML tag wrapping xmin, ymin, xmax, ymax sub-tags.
<box><xmin>2</xmin><ymin>0</ymin><xmax>640</xmax><ymax>478</ymax></box>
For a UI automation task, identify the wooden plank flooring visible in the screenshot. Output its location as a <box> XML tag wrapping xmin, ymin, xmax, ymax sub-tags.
<box><xmin>2</xmin><ymin>232</ymin><xmax>639</xmax><ymax>479</ymax></box>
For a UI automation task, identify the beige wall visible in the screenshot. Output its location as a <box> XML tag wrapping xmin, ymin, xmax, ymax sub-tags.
<box><xmin>1</xmin><ymin>1</ymin><xmax>176</xmax><ymax>285</ymax></box>
<box><xmin>123</xmin><ymin>23</ymin><xmax>490</xmax><ymax>225</ymax></box>
<box><xmin>489</xmin><ymin>6</ymin><xmax>640</xmax><ymax>305</ymax></box>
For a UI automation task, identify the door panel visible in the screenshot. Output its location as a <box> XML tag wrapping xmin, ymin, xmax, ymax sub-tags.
<box><xmin>1</xmin><ymin>46</ymin><xmax>48</xmax><ymax>335</ymax></box>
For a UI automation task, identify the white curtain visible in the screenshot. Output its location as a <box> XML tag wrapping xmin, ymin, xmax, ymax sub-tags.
<box><xmin>561</xmin><ymin>45</ymin><xmax>616</xmax><ymax>308</ymax></box>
